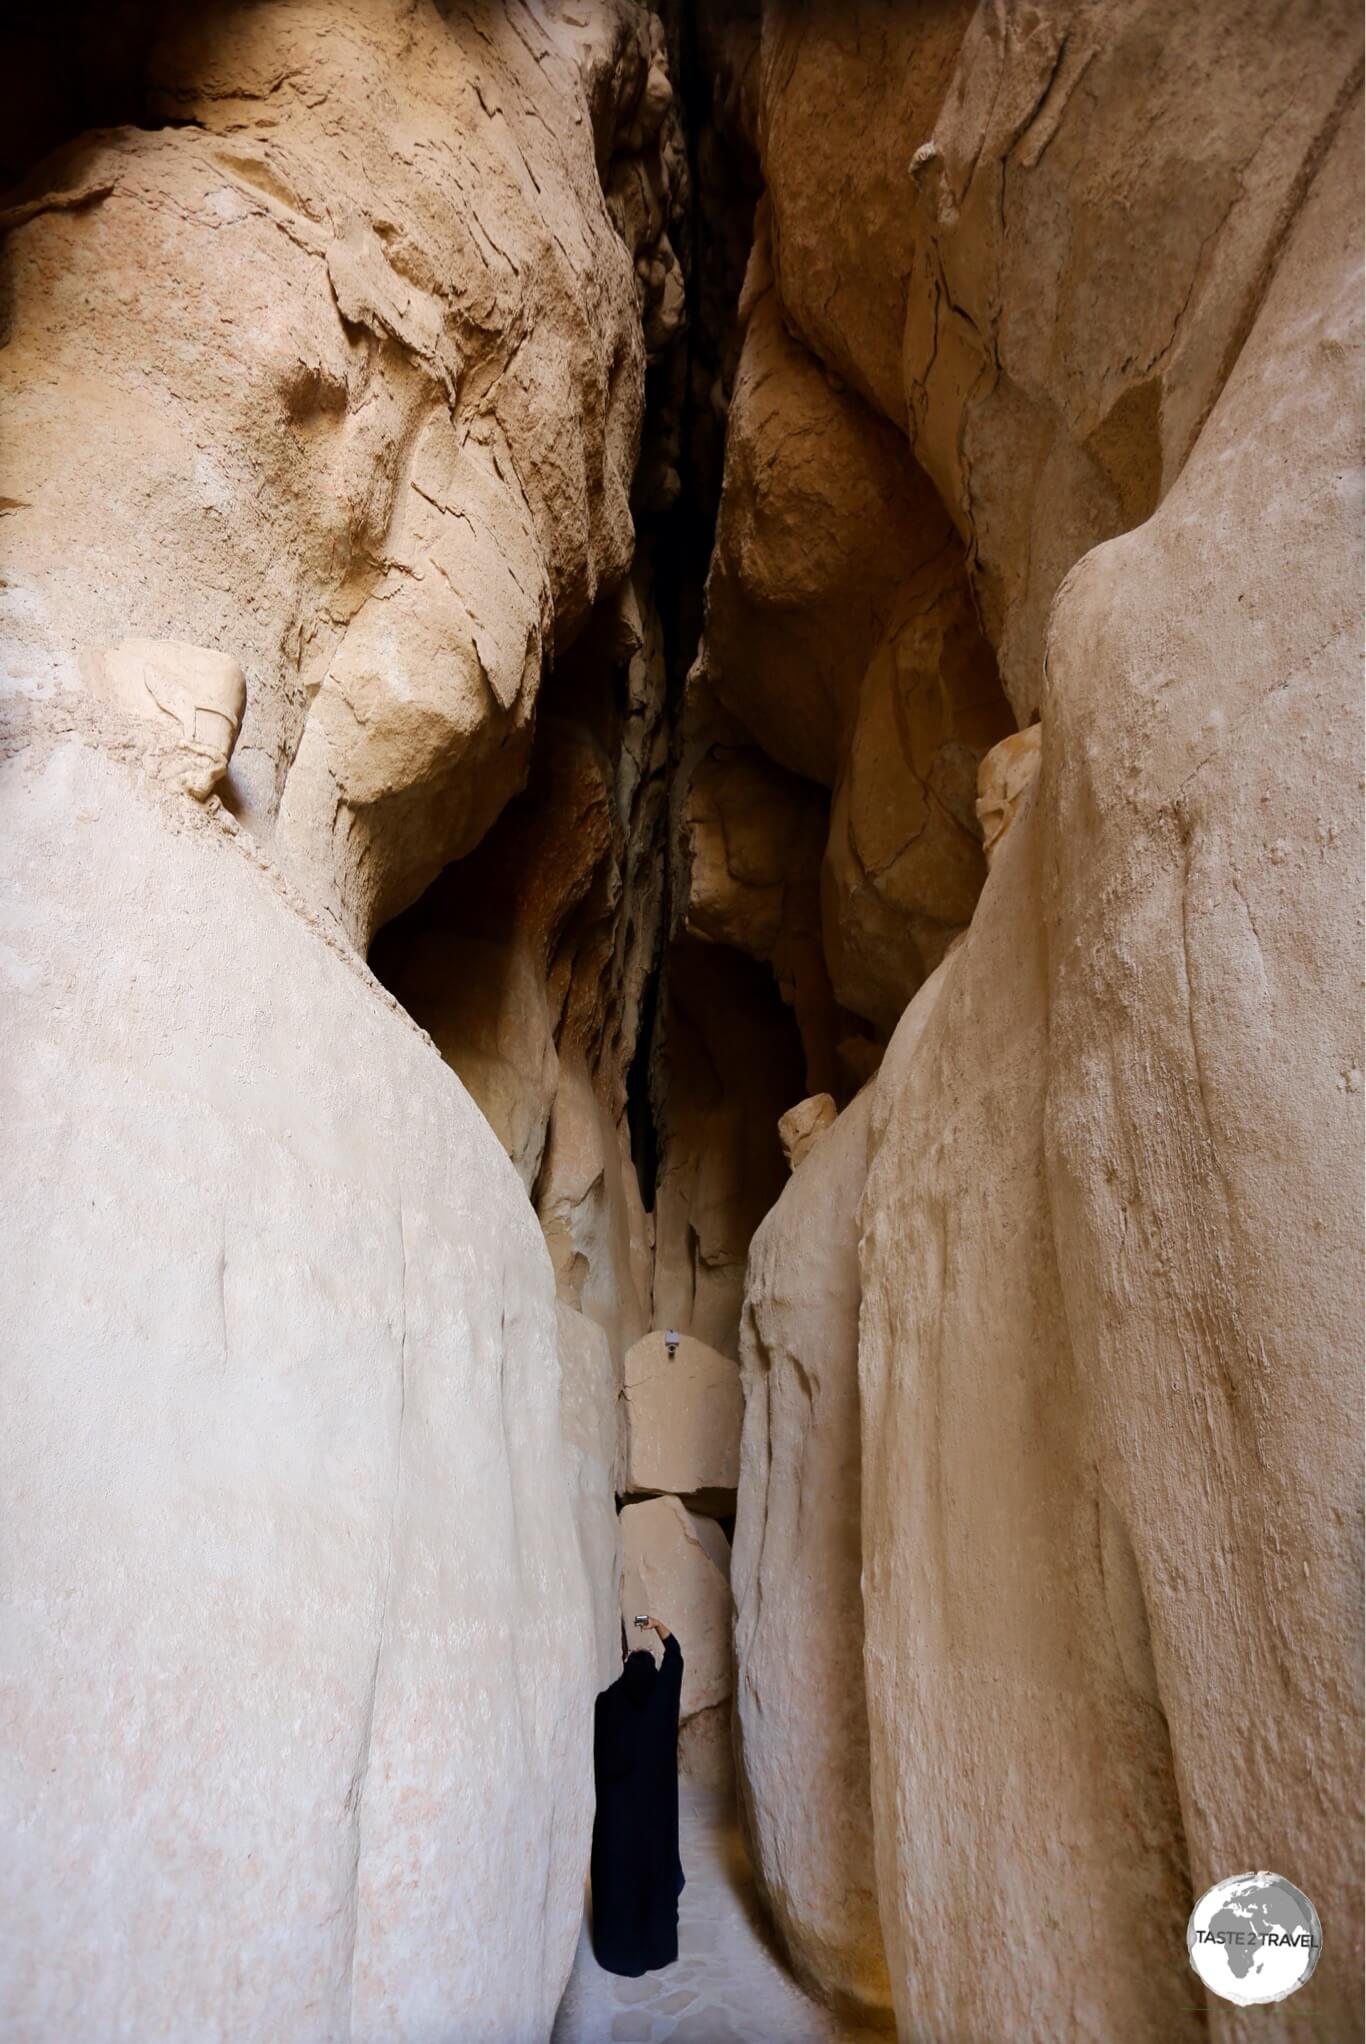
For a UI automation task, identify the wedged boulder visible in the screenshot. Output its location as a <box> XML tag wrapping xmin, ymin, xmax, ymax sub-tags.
<box><xmin>776</xmin><ymin>1092</ymin><xmax>836</xmax><ymax>1172</ymax></box>
<box><xmin>622</xmin><ymin>1331</ymin><xmax>743</xmax><ymax>1500</ymax></box>
<box><xmin>0</xmin><ymin>741</ymin><xmax>596</xmax><ymax>2042</ymax></box>
<box><xmin>620</xmin><ymin>1496</ymin><xmax>732</xmax><ymax>1719</ymax></box>
<box><xmin>733</xmin><ymin>1088</ymin><xmax>890</xmax><ymax>2022</ymax></box>
<box><xmin>692</xmin><ymin>224</ymin><xmax>1010</xmax><ymax>1033</ymax></box>
<box><xmin>681</xmin><ymin>697</ymin><xmax>842</xmax><ymax>1094</ymax></box>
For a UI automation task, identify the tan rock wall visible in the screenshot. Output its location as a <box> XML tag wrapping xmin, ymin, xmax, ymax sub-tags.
<box><xmin>1037</xmin><ymin>102</ymin><xmax>1365</xmax><ymax>2037</ymax></box>
<box><xmin>856</xmin><ymin>77</ymin><xmax>1364</xmax><ymax>2044</ymax></box>
<box><xmin>724</xmin><ymin>10</ymin><xmax>1363</xmax><ymax>2037</ymax></box>
<box><xmin>0</xmin><ymin>743</ymin><xmax>596</xmax><ymax>2041</ymax></box>
<box><xmin>860</xmin><ymin>803</ymin><xmax>1199</xmax><ymax>2041</ymax></box>
<box><xmin>0</xmin><ymin>3</ymin><xmax>676</xmax><ymax>2030</ymax></box>
<box><xmin>733</xmin><ymin>1087</ymin><xmax>890</xmax><ymax>2021</ymax></box>
<box><xmin>758</xmin><ymin>0</ymin><xmax>1363</xmax><ymax>722</ymax></box>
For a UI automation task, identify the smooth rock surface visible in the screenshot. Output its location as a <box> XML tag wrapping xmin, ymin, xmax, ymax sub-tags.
<box><xmin>859</xmin><ymin>797</ymin><xmax>1198</xmax><ymax>2043</ymax></box>
<box><xmin>856</xmin><ymin>98</ymin><xmax>1364</xmax><ymax>2044</ymax></box>
<box><xmin>734</xmin><ymin>1089</ymin><xmax>890</xmax><ymax>2021</ymax></box>
<box><xmin>559</xmin><ymin>1303</ymin><xmax>624</xmax><ymax>1689</ymax></box>
<box><xmin>1039</xmin><ymin>100</ymin><xmax>1365</xmax><ymax>2039</ymax></box>
<box><xmin>0</xmin><ymin>741</ymin><xmax>596</xmax><ymax>2043</ymax></box>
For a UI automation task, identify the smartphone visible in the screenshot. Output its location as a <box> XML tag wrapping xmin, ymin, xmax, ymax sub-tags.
<box><xmin>633</xmin><ymin>1615</ymin><xmax>650</xmax><ymax>1627</ymax></box>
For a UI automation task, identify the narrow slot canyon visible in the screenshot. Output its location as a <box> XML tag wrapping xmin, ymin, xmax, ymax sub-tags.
<box><xmin>0</xmin><ymin>3</ymin><xmax>1361</xmax><ymax>2042</ymax></box>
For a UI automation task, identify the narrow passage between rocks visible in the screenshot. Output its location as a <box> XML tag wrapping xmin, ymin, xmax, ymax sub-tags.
<box><xmin>552</xmin><ymin>1788</ymin><xmax>889</xmax><ymax>2044</ymax></box>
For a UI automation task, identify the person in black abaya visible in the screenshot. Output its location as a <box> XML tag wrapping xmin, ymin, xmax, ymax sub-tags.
<box><xmin>589</xmin><ymin>1614</ymin><xmax>685</xmax><ymax>1976</ymax></box>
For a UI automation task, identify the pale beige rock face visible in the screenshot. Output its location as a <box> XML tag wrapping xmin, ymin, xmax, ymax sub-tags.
<box><xmin>857</xmin><ymin>93</ymin><xmax>1364</xmax><ymax>2044</ymax></box>
<box><xmin>0</xmin><ymin>6</ymin><xmax>679</xmax><ymax>2032</ymax></box>
<box><xmin>1038</xmin><ymin>106</ymin><xmax>1365</xmax><ymax>2039</ymax></box>
<box><xmin>0</xmin><ymin>0</ymin><xmax>673</xmax><ymax>945</ymax></box>
<box><xmin>623</xmin><ymin>1330</ymin><xmax>743</xmax><ymax>1499</ymax></box>
<box><xmin>558</xmin><ymin>1303</ymin><xmax>624</xmax><ymax>1689</ymax></box>
<box><xmin>860</xmin><ymin>802</ymin><xmax>1199</xmax><ymax>2042</ymax></box>
<box><xmin>0</xmin><ymin>742</ymin><xmax>596</xmax><ymax>2043</ymax></box>
<box><xmin>82</xmin><ymin>637</ymin><xmax>248</xmax><ymax>799</ymax></box>
<box><xmin>620</xmin><ymin>1496</ymin><xmax>733</xmax><ymax>1720</ymax></box>
<box><xmin>734</xmin><ymin>1089</ymin><xmax>890</xmax><ymax>2022</ymax></box>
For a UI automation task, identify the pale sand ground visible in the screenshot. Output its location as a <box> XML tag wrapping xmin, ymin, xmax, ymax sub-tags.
<box><xmin>552</xmin><ymin>1788</ymin><xmax>890</xmax><ymax>2044</ymax></box>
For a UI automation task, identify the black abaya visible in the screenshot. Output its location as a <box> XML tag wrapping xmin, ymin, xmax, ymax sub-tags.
<box><xmin>589</xmin><ymin>1636</ymin><xmax>685</xmax><ymax>1975</ymax></box>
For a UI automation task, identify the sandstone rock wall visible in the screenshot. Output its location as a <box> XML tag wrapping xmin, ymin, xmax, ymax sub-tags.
<box><xmin>0</xmin><ymin>0</ymin><xmax>673</xmax><ymax>947</ymax></box>
<box><xmin>1036</xmin><ymin>101</ymin><xmax>1365</xmax><ymax>2037</ymax></box>
<box><xmin>760</xmin><ymin>0</ymin><xmax>1363</xmax><ymax>723</ymax></box>
<box><xmin>0</xmin><ymin>1</ymin><xmax>679</xmax><ymax>2031</ymax></box>
<box><xmin>0</xmin><ymin>743</ymin><xmax>597</xmax><ymax>2041</ymax></box>
<box><xmin>855</xmin><ymin>105</ymin><xmax>1366</xmax><ymax>2016</ymax></box>
<box><xmin>733</xmin><ymin>1087</ymin><xmax>889</xmax><ymax>2022</ymax></box>
<box><xmin>860</xmin><ymin>800</ymin><xmax>1200</xmax><ymax>2041</ymax></box>
<box><xmin>715</xmin><ymin>2</ymin><xmax>1364</xmax><ymax>2032</ymax></box>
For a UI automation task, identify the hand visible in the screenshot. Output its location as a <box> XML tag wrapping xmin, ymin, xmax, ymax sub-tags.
<box><xmin>646</xmin><ymin>1615</ymin><xmax>671</xmax><ymax>1642</ymax></box>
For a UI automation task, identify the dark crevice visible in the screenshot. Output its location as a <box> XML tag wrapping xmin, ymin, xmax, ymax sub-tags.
<box><xmin>626</xmin><ymin>959</ymin><xmax>661</xmax><ymax>1206</ymax></box>
<box><xmin>0</xmin><ymin>0</ymin><xmax>167</xmax><ymax>191</ymax></box>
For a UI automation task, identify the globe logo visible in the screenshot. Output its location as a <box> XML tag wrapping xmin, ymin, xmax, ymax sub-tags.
<box><xmin>1187</xmin><ymin>1872</ymin><xmax>1322</xmax><ymax>2005</ymax></box>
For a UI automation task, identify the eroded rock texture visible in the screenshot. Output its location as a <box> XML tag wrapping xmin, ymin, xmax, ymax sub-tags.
<box><xmin>0</xmin><ymin>2</ymin><xmax>679</xmax><ymax>2035</ymax></box>
<box><xmin>2</xmin><ymin>0</ymin><xmax>677</xmax><ymax>948</ymax></box>
<box><xmin>691</xmin><ymin>221</ymin><xmax>1010</xmax><ymax>1033</ymax></box>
